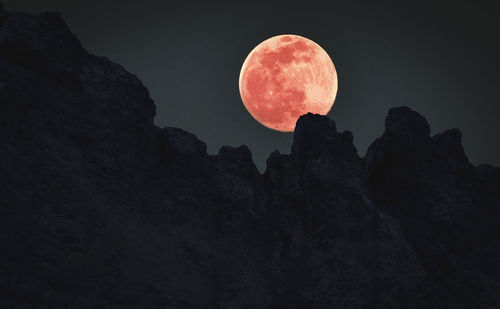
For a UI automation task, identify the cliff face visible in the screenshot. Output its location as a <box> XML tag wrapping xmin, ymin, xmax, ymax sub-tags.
<box><xmin>1</xmin><ymin>4</ymin><xmax>499</xmax><ymax>308</ymax></box>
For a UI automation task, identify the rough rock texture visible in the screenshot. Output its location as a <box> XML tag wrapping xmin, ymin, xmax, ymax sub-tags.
<box><xmin>1</xmin><ymin>4</ymin><xmax>499</xmax><ymax>308</ymax></box>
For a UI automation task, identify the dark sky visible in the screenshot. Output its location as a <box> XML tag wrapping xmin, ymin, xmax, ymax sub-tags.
<box><xmin>4</xmin><ymin>0</ymin><xmax>500</xmax><ymax>170</ymax></box>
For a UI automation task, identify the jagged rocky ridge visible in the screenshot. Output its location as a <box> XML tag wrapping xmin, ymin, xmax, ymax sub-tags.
<box><xmin>1</xmin><ymin>4</ymin><xmax>499</xmax><ymax>308</ymax></box>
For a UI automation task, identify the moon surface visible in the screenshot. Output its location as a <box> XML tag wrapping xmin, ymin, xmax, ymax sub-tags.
<box><xmin>239</xmin><ymin>34</ymin><xmax>338</xmax><ymax>132</ymax></box>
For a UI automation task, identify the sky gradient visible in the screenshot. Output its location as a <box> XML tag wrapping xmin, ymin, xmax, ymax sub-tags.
<box><xmin>4</xmin><ymin>0</ymin><xmax>499</xmax><ymax>170</ymax></box>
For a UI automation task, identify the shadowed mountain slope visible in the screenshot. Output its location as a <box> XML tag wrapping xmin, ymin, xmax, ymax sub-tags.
<box><xmin>1</xmin><ymin>4</ymin><xmax>499</xmax><ymax>308</ymax></box>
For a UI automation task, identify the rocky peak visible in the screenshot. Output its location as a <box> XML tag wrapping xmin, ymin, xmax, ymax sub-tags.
<box><xmin>292</xmin><ymin>112</ymin><xmax>337</xmax><ymax>154</ymax></box>
<box><xmin>264</xmin><ymin>150</ymin><xmax>288</xmax><ymax>185</ymax></box>
<box><xmin>291</xmin><ymin>113</ymin><xmax>359</xmax><ymax>173</ymax></box>
<box><xmin>156</xmin><ymin>127</ymin><xmax>211</xmax><ymax>177</ymax></box>
<box><xmin>216</xmin><ymin>145</ymin><xmax>260</xmax><ymax>179</ymax></box>
<box><xmin>0</xmin><ymin>7</ymin><xmax>83</xmax><ymax>72</ymax></box>
<box><xmin>428</xmin><ymin>128</ymin><xmax>471</xmax><ymax>175</ymax></box>
<box><xmin>366</xmin><ymin>106</ymin><xmax>472</xmax><ymax>187</ymax></box>
<box><xmin>385</xmin><ymin>106</ymin><xmax>431</xmax><ymax>141</ymax></box>
<box><xmin>159</xmin><ymin>127</ymin><xmax>208</xmax><ymax>157</ymax></box>
<box><xmin>0</xmin><ymin>4</ymin><xmax>155</xmax><ymax>138</ymax></box>
<box><xmin>365</xmin><ymin>107</ymin><xmax>434</xmax><ymax>191</ymax></box>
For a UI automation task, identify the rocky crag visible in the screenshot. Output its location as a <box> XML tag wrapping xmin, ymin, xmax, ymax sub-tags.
<box><xmin>1</xmin><ymin>3</ymin><xmax>499</xmax><ymax>308</ymax></box>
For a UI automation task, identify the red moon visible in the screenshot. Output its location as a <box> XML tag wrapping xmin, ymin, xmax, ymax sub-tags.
<box><xmin>239</xmin><ymin>34</ymin><xmax>338</xmax><ymax>132</ymax></box>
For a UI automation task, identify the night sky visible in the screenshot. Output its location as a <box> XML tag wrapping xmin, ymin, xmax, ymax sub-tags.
<box><xmin>4</xmin><ymin>0</ymin><xmax>499</xmax><ymax>170</ymax></box>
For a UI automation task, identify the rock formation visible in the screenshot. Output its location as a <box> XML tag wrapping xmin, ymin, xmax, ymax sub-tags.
<box><xmin>1</xmin><ymin>4</ymin><xmax>499</xmax><ymax>308</ymax></box>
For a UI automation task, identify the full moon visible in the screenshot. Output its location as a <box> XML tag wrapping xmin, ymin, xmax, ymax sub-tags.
<box><xmin>239</xmin><ymin>34</ymin><xmax>338</xmax><ymax>132</ymax></box>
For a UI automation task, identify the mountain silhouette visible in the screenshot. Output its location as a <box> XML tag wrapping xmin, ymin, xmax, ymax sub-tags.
<box><xmin>1</xmin><ymin>4</ymin><xmax>499</xmax><ymax>308</ymax></box>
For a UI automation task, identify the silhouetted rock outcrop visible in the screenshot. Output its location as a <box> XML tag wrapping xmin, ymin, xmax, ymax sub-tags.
<box><xmin>1</xmin><ymin>4</ymin><xmax>499</xmax><ymax>308</ymax></box>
